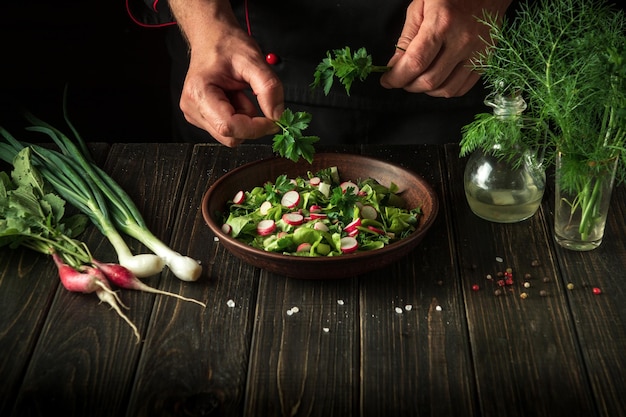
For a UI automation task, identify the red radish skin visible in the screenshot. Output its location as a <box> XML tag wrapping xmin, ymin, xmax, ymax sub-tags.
<box><xmin>340</xmin><ymin>181</ymin><xmax>359</xmax><ymax>195</ymax></box>
<box><xmin>281</xmin><ymin>190</ymin><xmax>300</xmax><ymax>208</ymax></box>
<box><xmin>233</xmin><ymin>190</ymin><xmax>245</xmax><ymax>204</ymax></box>
<box><xmin>296</xmin><ymin>243</ymin><xmax>312</xmax><ymax>253</ymax></box>
<box><xmin>92</xmin><ymin>260</ymin><xmax>206</xmax><ymax>307</ymax></box>
<box><xmin>344</xmin><ymin>218</ymin><xmax>362</xmax><ymax>233</ymax></box>
<box><xmin>52</xmin><ymin>253</ymin><xmax>141</xmax><ymax>342</ymax></box>
<box><xmin>257</xmin><ymin>219</ymin><xmax>276</xmax><ymax>236</ymax></box>
<box><xmin>367</xmin><ymin>225</ymin><xmax>385</xmax><ymax>235</ymax></box>
<box><xmin>340</xmin><ymin>237</ymin><xmax>359</xmax><ymax>253</ymax></box>
<box><xmin>282</xmin><ymin>212</ymin><xmax>304</xmax><ymax>226</ymax></box>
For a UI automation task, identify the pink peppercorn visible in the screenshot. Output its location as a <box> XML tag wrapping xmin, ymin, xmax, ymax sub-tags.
<box><xmin>592</xmin><ymin>287</ymin><xmax>602</xmax><ymax>295</ymax></box>
<box><xmin>472</xmin><ymin>284</ymin><xmax>480</xmax><ymax>291</ymax></box>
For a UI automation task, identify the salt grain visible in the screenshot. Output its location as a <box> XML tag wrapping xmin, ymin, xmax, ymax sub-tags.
<box><xmin>404</xmin><ymin>304</ymin><xmax>413</xmax><ymax>311</ymax></box>
<box><xmin>435</xmin><ymin>305</ymin><xmax>442</xmax><ymax>312</ymax></box>
<box><xmin>395</xmin><ymin>307</ymin><xmax>403</xmax><ymax>314</ymax></box>
<box><xmin>337</xmin><ymin>299</ymin><xmax>345</xmax><ymax>305</ymax></box>
<box><xmin>226</xmin><ymin>299</ymin><xmax>236</xmax><ymax>308</ymax></box>
<box><xmin>323</xmin><ymin>327</ymin><xmax>330</xmax><ymax>333</ymax></box>
<box><xmin>496</xmin><ymin>256</ymin><xmax>503</xmax><ymax>263</ymax></box>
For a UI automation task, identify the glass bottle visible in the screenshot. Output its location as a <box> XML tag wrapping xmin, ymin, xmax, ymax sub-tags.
<box><xmin>463</xmin><ymin>94</ymin><xmax>545</xmax><ymax>223</ymax></box>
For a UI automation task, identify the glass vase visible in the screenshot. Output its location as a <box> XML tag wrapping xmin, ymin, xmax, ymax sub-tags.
<box><xmin>463</xmin><ymin>93</ymin><xmax>545</xmax><ymax>223</ymax></box>
<box><xmin>464</xmin><ymin>148</ymin><xmax>545</xmax><ymax>222</ymax></box>
<box><xmin>554</xmin><ymin>153</ymin><xmax>618</xmax><ymax>251</ymax></box>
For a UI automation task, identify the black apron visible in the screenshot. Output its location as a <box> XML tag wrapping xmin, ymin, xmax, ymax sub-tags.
<box><xmin>133</xmin><ymin>0</ymin><xmax>490</xmax><ymax>144</ymax></box>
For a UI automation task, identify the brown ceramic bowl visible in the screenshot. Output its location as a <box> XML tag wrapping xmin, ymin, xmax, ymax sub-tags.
<box><xmin>201</xmin><ymin>153</ymin><xmax>438</xmax><ymax>279</ymax></box>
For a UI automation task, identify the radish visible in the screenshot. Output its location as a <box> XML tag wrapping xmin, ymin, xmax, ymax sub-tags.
<box><xmin>259</xmin><ymin>201</ymin><xmax>273</xmax><ymax>215</ymax></box>
<box><xmin>340</xmin><ymin>181</ymin><xmax>359</xmax><ymax>195</ymax></box>
<box><xmin>309</xmin><ymin>177</ymin><xmax>321</xmax><ymax>186</ymax></box>
<box><xmin>340</xmin><ymin>236</ymin><xmax>358</xmax><ymax>254</ymax></box>
<box><xmin>233</xmin><ymin>190</ymin><xmax>245</xmax><ymax>204</ymax></box>
<box><xmin>310</xmin><ymin>212</ymin><xmax>328</xmax><ymax>220</ymax></box>
<box><xmin>309</xmin><ymin>204</ymin><xmax>322</xmax><ymax>213</ymax></box>
<box><xmin>221</xmin><ymin>223</ymin><xmax>232</xmax><ymax>235</ymax></box>
<box><xmin>367</xmin><ymin>225</ymin><xmax>385</xmax><ymax>235</ymax></box>
<box><xmin>91</xmin><ymin>259</ymin><xmax>207</xmax><ymax>307</ymax></box>
<box><xmin>313</xmin><ymin>221</ymin><xmax>329</xmax><ymax>232</ymax></box>
<box><xmin>281</xmin><ymin>190</ymin><xmax>300</xmax><ymax>208</ymax></box>
<box><xmin>360</xmin><ymin>205</ymin><xmax>378</xmax><ymax>220</ymax></box>
<box><xmin>257</xmin><ymin>219</ymin><xmax>276</xmax><ymax>236</ymax></box>
<box><xmin>296</xmin><ymin>242</ymin><xmax>312</xmax><ymax>253</ymax></box>
<box><xmin>347</xmin><ymin>228</ymin><xmax>359</xmax><ymax>237</ymax></box>
<box><xmin>282</xmin><ymin>212</ymin><xmax>304</xmax><ymax>226</ymax></box>
<box><xmin>344</xmin><ymin>218</ymin><xmax>361</xmax><ymax>233</ymax></box>
<box><xmin>52</xmin><ymin>253</ymin><xmax>141</xmax><ymax>342</ymax></box>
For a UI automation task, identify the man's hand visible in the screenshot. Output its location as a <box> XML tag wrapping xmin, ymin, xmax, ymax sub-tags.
<box><xmin>380</xmin><ymin>0</ymin><xmax>512</xmax><ymax>98</ymax></box>
<box><xmin>169</xmin><ymin>0</ymin><xmax>284</xmax><ymax>146</ymax></box>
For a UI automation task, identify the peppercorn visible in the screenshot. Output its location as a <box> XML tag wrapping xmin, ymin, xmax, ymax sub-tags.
<box><xmin>567</xmin><ymin>283</ymin><xmax>574</xmax><ymax>290</ymax></box>
<box><xmin>520</xmin><ymin>292</ymin><xmax>528</xmax><ymax>299</ymax></box>
<box><xmin>592</xmin><ymin>287</ymin><xmax>602</xmax><ymax>295</ymax></box>
<box><xmin>472</xmin><ymin>284</ymin><xmax>480</xmax><ymax>291</ymax></box>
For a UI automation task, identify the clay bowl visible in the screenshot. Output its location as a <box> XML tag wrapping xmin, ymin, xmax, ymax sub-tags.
<box><xmin>201</xmin><ymin>153</ymin><xmax>438</xmax><ymax>279</ymax></box>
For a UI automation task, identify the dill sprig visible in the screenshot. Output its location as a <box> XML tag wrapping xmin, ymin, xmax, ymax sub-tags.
<box><xmin>461</xmin><ymin>0</ymin><xmax>626</xmax><ymax>187</ymax></box>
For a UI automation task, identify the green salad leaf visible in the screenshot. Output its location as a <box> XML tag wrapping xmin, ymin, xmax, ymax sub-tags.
<box><xmin>221</xmin><ymin>166</ymin><xmax>422</xmax><ymax>256</ymax></box>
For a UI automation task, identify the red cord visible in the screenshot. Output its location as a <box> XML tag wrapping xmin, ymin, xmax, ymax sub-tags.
<box><xmin>125</xmin><ymin>0</ymin><xmax>176</xmax><ymax>28</ymax></box>
<box><xmin>244</xmin><ymin>0</ymin><xmax>252</xmax><ymax>35</ymax></box>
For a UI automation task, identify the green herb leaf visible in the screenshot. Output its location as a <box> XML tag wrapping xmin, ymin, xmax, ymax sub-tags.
<box><xmin>311</xmin><ymin>47</ymin><xmax>390</xmax><ymax>96</ymax></box>
<box><xmin>272</xmin><ymin>109</ymin><xmax>320</xmax><ymax>164</ymax></box>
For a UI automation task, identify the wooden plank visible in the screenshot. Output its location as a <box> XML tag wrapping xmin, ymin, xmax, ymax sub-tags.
<box><xmin>127</xmin><ymin>144</ymin><xmax>275</xmax><ymax>417</ymax></box>
<box><xmin>444</xmin><ymin>144</ymin><xmax>597</xmax><ymax>416</ymax></box>
<box><xmin>245</xmin><ymin>274</ymin><xmax>359</xmax><ymax>416</ymax></box>
<box><xmin>9</xmin><ymin>143</ymin><xmax>192</xmax><ymax>417</ymax></box>
<box><xmin>547</xmin><ymin>182</ymin><xmax>626</xmax><ymax>417</ymax></box>
<box><xmin>357</xmin><ymin>145</ymin><xmax>476</xmax><ymax>416</ymax></box>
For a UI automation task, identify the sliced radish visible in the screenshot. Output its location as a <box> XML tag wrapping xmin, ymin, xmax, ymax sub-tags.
<box><xmin>277</xmin><ymin>231</ymin><xmax>289</xmax><ymax>239</ymax></box>
<box><xmin>221</xmin><ymin>223</ymin><xmax>232</xmax><ymax>235</ymax></box>
<box><xmin>347</xmin><ymin>228</ymin><xmax>359</xmax><ymax>237</ymax></box>
<box><xmin>361</xmin><ymin>205</ymin><xmax>378</xmax><ymax>220</ymax></box>
<box><xmin>259</xmin><ymin>200</ymin><xmax>273</xmax><ymax>215</ymax></box>
<box><xmin>309</xmin><ymin>176</ymin><xmax>321</xmax><ymax>186</ymax></box>
<box><xmin>309</xmin><ymin>204</ymin><xmax>322</xmax><ymax>213</ymax></box>
<box><xmin>313</xmin><ymin>222</ymin><xmax>329</xmax><ymax>232</ymax></box>
<box><xmin>340</xmin><ymin>181</ymin><xmax>359</xmax><ymax>195</ymax></box>
<box><xmin>281</xmin><ymin>190</ymin><xmax>301</xmax><ymax>208</ymax></box>
<box><xmin>340</xmin><ymin>236</ymin><xmax>358</xmax><ymax>254</ymax></box>
<box><xmin>344</xmin><ymin>218</ymin><xmax>362</xmax><ymax>233</ymax></box>
<box><xmin>233</xmin><ymin>190</ymin><xmax>245</xmax><ymax>204</ymax></box>
<box><xmin>310</xmin><ymin>212</ymin><xmax>328</xmax><ymax>220</ymax></box>
<box><xmin>257</xmin><ymin>219</ymin><xmax>276</xmax><ymax>236</ymax></box>
<box><xmin>367</xmin><ymin>225</ymin><xmax>385</xmax><ymax>235</ymax></box>
<box><xmin>296</xmin><ymin>242</ymin><xmax>312</xmax><ymax>253</ymax></box>
<box><xmin>282</xmin><ymin>212</ymin><xmax>304</xmax><ymax>226</ymax></box>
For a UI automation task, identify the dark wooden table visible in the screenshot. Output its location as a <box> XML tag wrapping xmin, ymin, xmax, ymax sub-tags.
<box><xmin>1</xmin><ymin>143</ymin><xmax>625</xmax><ymax>417</ymax></box>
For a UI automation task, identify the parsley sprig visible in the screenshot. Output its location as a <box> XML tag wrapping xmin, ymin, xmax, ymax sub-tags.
<box><xmin>272</xmin><ymin>109</ymin><xmax>320</xmax><ymax>164</ymax></box>
<box><xmin>311</xmin><ymin>47</ymin><xmax>390</xmax><ymax>96</ymax></box>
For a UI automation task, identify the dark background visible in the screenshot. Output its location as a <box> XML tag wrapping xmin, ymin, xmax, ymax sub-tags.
<box><xmin>0</xmin><ymin>1</ymin><xmax>173</xmax><ymax>143</ymax></box>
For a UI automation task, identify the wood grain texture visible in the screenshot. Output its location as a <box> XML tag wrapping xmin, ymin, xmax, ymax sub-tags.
<box><xmin>445</xmin><ymin>144</ymin><xmax>597</xmax><ymax>416</ymax></box>
<box><xmin>2</xmin><ymin>143</ymin><xmax>625</xmax><ymax>417</ymax></box>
